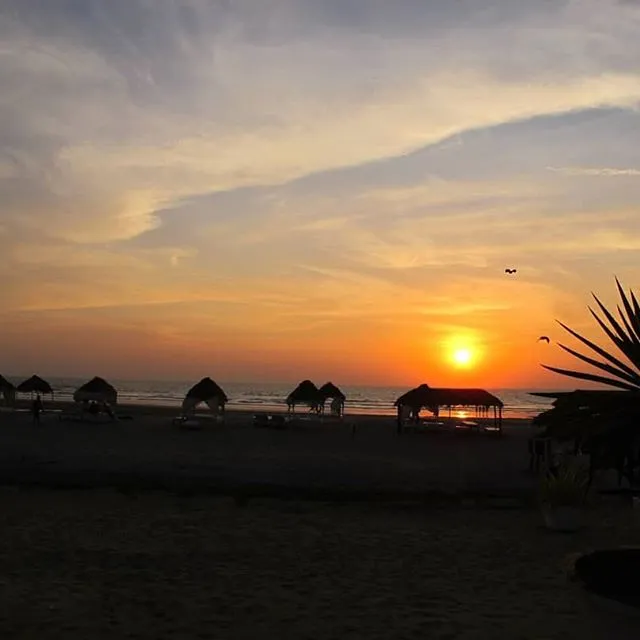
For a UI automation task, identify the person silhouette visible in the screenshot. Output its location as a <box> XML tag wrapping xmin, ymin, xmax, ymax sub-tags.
<box><xmin>32</xmin><ymin>394</ymin><xmax>44</xmax><ymax>425</ymax></box>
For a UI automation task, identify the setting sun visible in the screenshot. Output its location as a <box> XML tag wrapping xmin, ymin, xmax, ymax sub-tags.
<box><xmin>452</xmin><ymin>348</ymin><xmax>473</xmax><ymax>367</ymax></box>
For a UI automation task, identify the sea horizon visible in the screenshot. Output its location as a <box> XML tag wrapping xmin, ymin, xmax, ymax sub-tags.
<box><xmin>4</xmin><ymin>375</ymin><xmax>571</xmax><ymax>419</ymax></box>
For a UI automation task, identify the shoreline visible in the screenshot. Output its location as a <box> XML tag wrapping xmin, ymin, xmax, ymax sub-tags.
<box><xmin>5</xmin><ymin>398</ymin><xmax>538</xmax><ymax>422</ymax></box>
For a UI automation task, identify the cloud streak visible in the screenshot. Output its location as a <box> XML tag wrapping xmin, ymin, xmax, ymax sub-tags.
<box><xmin>547</xmin><ymin>166</ymin><xmax>640</xmax><ymax>176</ymax></box>
<box><xmin>3</xmin><ymin>0</ymin><xmax>640</xmax><ymax>244</ymax></box>
<box><xmin>1</xmin><ymin>0</ymin><xmax>640</xmax><ymax>382</ymax></box>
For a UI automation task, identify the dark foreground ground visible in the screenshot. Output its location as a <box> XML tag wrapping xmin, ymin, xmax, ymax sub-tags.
<box><xmin>1</xmin><ymin>488</ymin><xmax>638</xmax><ymax>639</ymax></box>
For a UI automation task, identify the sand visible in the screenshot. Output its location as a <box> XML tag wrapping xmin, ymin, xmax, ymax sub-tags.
<box><xmin>0</xmin><ymin>405</ymin><xmax>536</xmax><ymax>497</ymax></box>
<box><xmin>1</xmin><ymin>488</ymin><xmax>639</xmax><ymax>639</ymax></box>
<box><xmin>0</xmin><ymin>405</ymin><xmax>637</xmax><ymax>638</ymax></box>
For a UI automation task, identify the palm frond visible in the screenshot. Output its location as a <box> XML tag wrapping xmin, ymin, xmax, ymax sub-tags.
<box><xmin>556</xmin><ymin>320</ymin><xmax>639</xmax><ymax>379</ymax></box>
<box><xmin>591</xmin><ymin>293</ymin><xmax>633</xmax><ymax>344</ymax></box>
<box><xmin>615</xmin><ymin>277</ymin><xmax>640</xmax><ymax>342</ymax></box>
<box><xmin>616</xmin><ymin>306</ymin><xmax>640</xmax><ymax>347</ymax></box>
<box><xmin>588</xmin><ymin>308</ymin><xmax>640</xmax><ymax>366</ymax></box>
<box><xmin>541</xmin><ymin>365</ymin><xmax>640</xmax><ymax>391</ymax></box>
<box><xmin>544</xmin><ymin>279</ymin><xmax>640</xmax><ymax>391</ymax></box>
<box><xmin>556</xmin><ymin>343</ymin><xmax>640</xmax><ymax>387</ymax></box>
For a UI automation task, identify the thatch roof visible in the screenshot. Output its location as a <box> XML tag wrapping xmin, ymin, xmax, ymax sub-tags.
<box><xmin>286</xmin><ymin>380</ymin><xmax>320</xmax><ymax>405</ymax></box>
<box><xmin>17</xmin><ymin>375</ymin><xmax>53</xmax><ymax>394</ymax></box>
<box><xmin>531</xmin><ymin>390</ymin><xmax>640</xmax><ymax>440</ymax></box>
<box><xmin>395</xmin><ymin>385</ymin><xmax>503</xmax><ymax>408</ymax></box>
<box><xmin>394</xmin><ymin>383</ymin><xmax>431</xmax><ymax>407</ymax></box>
<box><xmin>73</xmin><ymin>377</ymin><xmax>118</xmax><ymax>405</ymax></box>
<box><xmin>185</xmin><ymin>377</ymin><xmax>228</xmax><ymax>403</ymax></box>
<box><xmin>531</xmin><ymin>389</ymin><xmax>640</xmax><ymax>409</ymax></box>
<box><xmin>318</xmin><ymin>382</ymin><xmax>346</xmax><ymax>401</ymax></box>
<box><xmin>0</xmin><ymin>375</ymin><xmax>15</xmax><ymax>391</ymax></box>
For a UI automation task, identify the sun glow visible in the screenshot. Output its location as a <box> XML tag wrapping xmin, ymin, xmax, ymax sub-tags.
<box><xmin>452</xmin><ymin>348</ymin><xmax>473</xmax><ymax>367</ymax></box>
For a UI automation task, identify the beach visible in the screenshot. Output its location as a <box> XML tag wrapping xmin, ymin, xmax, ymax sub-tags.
<box><xmin>1</xmin><ymin>488</ymin><xmax>638</xmax><ymax>639</ymax></box>
<box><xmin>1</xmin><ymin>404</ymin><xmax>635</xmax><ymax>638</ymax></box>
<box><xmin>0</xmin><ymin>403</ymin><xmax>535</xmax><ymax>497</ymax></box>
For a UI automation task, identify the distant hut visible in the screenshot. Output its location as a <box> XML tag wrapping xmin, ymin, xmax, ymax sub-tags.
<box><xmin>0</xmin><ymin>375</ymin><xmax>16</xmax><ymax>406</ymax></box>
<box><xmin>286</xmin><ymin>380</ymin><xmax>321</xmax><ymax>414</ymax></box>
<box><xmin>394</xmin><ymin>384</ymin><xmax>433</xmax><ymax>423</ymax></box>
<box><xmin>182</xmin><ymin>377</ymin><xmax>228</xmax><ymax>416</ymax></box>
<box><xmin>73</xmin><ymin>377</ymin><xmax>118</xmax><ymax>406</ymax></box>
<box><xmin>318</xmin><ymin>382</ymin><xmax>346</xmax><ymax>416</ymax></box>
<box><xmin>394</xmin><ymin>385</ymin><xmax>503</xmax><ymax>434</ymax></box>
<box><xmin>17</xmin><ymin>375</ymin><xmax>54</xmax><ymax>398</ymax></box>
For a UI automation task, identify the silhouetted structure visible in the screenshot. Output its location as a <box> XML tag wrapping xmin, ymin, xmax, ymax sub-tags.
<box><xmin>286</xmin><ymin>380</ymin><xmax>321</xmax><ymax>414</ymax></box>
<box><xmin>17</xmin><ymin>375</ymin><xmax>53</xmax><ymax>397</ymax></box>
<box><xmin>395</xmin><ymin>385</ymin><xmax>503</xmax><ymax>433</ymax></box>
<box><xmin>73</xmin><ymin>377</ymin><xmax>118</xmax><ymax>405</ymax></box>
<box><xmin>0</xmin><ymin>375</ymin><xmax>16</xmax><ymax>406</ymax></box>
<box><xmin>318</xmin><ymin>382</ymin><xmax>346</xmax><ymax>416</ymax></box>
<box><xmin>182</xmin><ymin>377</ymin><xmax>228</xmax><ymax>416</ymax></box>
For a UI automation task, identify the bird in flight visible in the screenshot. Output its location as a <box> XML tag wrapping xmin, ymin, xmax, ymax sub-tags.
<box><xmin>505</xmin><ymin>268</ymin><xmax>517</xmax><ymax>274</ymax></box>
<box><xmin>538</xmin><ymin>336</ymin><xmax>550</xmax><ymax>343</ymax></box>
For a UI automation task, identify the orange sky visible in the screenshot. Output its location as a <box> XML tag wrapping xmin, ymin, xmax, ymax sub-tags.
<box><xmin>2</xmin><ymin>1</ymin><xmax>640</xmax><ymax>388</ymax></box>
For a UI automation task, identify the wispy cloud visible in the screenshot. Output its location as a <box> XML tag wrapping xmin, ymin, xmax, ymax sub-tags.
<box><xmin>2</xmin><ymin>0</ymin><xmax>640</xmax><ymax>381</ymax></box>
<box><xmin>547</xmin><ymin>166</ymin><xmax>640</xmax><ymax>176</ymax></box>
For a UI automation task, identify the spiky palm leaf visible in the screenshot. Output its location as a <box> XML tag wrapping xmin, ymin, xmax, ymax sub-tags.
<box><xmin>542</xmin><ymin>278</ymin><xmax>640</xmax><ymax>391</ymax></box>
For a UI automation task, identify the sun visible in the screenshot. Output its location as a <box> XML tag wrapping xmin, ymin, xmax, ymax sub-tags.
<box><xmin>452</xmin><ymin>348</ymin><xmax>474</xmax><ymax>367</ymax></box>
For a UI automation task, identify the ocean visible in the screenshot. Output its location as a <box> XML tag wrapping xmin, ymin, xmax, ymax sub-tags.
<box><xmin>12</xmin><ymin>377</ymin><xmax>556</xmax><ymax>419</ymax></box>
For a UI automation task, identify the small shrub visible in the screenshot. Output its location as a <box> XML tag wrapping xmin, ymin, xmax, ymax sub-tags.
<box><xmin>539</xmin><ymin>459</ymin><xmax>589</xmax><ymax>507</ymax></box>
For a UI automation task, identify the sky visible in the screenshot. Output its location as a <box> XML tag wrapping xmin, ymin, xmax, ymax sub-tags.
<box><xmin>1</xmin><ymin>0</ymin><xmax>640</xmax><ymax>388</ymax></box>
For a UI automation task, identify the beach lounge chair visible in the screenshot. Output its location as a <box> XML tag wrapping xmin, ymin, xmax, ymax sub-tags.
<box><xmin>253</xmin><ymin>414</ymin><xmax>270</xmax><ymax>428</ymax></box>
<box><xmin>173</xmin><ymin>414</ymin><xmax>202</xmax><ymax>429</ymax></box>
<box><xmin>253</xmin><ymin>414</ymin><xmax>288</xmax><ymax>429</ymax></box>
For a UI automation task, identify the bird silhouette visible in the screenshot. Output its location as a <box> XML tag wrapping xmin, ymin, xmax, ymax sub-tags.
<box><xmin>538</xmin><ymin>336</ymin><xmax>550</xmax><ymax>343</ymax></box>
<box><xmin>505</xmin><ymin>268</ymin><xmax>517</xmax><ymax>274</ymax></box>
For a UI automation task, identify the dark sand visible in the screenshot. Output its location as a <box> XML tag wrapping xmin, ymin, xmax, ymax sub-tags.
<box><xmin>1</xmin><ymin>488</ymin><xmax>638</xmax><ymax>639</ymax></box>
<box><xmin>0</xmin><ymin>404</ymin><xmax>536</xmax><ymax>498</ymax></box>
<box><xmin>1</xmin><ymin>405</ymin><xmax>636</xmax><ymax>638</ymax></box>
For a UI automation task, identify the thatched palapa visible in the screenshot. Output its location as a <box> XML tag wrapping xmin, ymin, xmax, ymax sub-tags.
<box><xmin>0</xmin><ymin>375</ymin><xmax>15</xmax><ymax>391</ymax></box>
<box><xmin>17</xmin><ymin>375</ymin><xmax>53</xmax><ymax>395</ymax></box>
<box><xmin>318</xmin><ymin>382</ymin><xmax>346</xmax><ymax>416</ymax></box>
<box><xmin>73</xmin><ymin>377</ymin><xmax>118</xmax><ymax>405</ymax></box>
<box><xmin>394</xmin><ymin>383</ymin><xmax>432</xmax><ymax>409</ymax></box>
<box><xmin>318</xmin><ymin>382</ymin><xmax>346</xmax><ymax>401</ymax></box>
<box><xmin>395</xmin><ymin>384</ymin><xmax>503</xmax><ymax>432</ymax></box>
<box><xmin>0</xmin><ymin>375</ymin><xmax>16</xmax><ymax>406</ymax></box>
<box><xmin>395</xmin><ymin>385</ymin><xmax>503</xmax><ymax>410</ymax></box>
<box><xmin>530</xmin><ymin>389</ymin><xmax>640</xmax><ymax>410</ymax></box>
<box><xmin>182</xmin><ymin>377</ymin><xmax>228</xmax><ymax>414</ymax></box>
<box><xmin>530</xmin><ymin>389</ymin><xmax>640</xmax><ymax>439</ymax></box>
<box><xmin>286</xmin><ymin>380</ymin><xmax>321</xmax><ymax>413</ymax></box>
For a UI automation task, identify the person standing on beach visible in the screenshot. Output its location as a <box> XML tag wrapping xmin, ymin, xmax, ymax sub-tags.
<box><xmin>32</xmin><ymin>394</ymin><xmax>43</xmax><ymax>425</ymax></box>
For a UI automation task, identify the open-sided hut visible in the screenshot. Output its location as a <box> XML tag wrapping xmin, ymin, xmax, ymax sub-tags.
<box><xmin>182</xmin><ymin>377</ymin><xmax>228</xmax><ymax>415</ymax></box>
<box><xmin>73</xmin><ymin>377</ymin><xmax>118</xmax><ymax>405</ymax></box>
<box><xmin>17</xmin><ymin>375</ymin><xmax>53</xmax><ymax>397</ymax></box>
<box><xmin>286</xmin><ymin>380</ymin><xmax>321</xmax><ymax>414</ymax></box>
<box><xmin>318</xmin><ymin>382</ymin><xmax>346</xmax><ymax>416</ymax></box>
<box><xmin>0</xmin><ymin>375</ymin><xmax>16</xmax><ymax>406</ymax></box>
<box><xmin>530</xmin><ymin>389</ymin><xmax>640</xmax><ymax>439</ymax></box>
<box><xmin>394</xmin><ymin>385</ymin><xmax>504</xmax><ymax>433</ymax></box>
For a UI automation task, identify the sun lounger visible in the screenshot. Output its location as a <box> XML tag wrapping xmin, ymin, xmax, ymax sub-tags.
<box><xmin>173</xmin><ymin>415</ymin><xmax>202</xmax><ymax>429</ymax></box>
<box><xmin>59</xmin><ymin>411</ymin><xmax>117</xmax><ymax>423</ymax></box>
<box><xmin>253</xmin><ymin>414</ymin><xmax>288</xmax><ymax>429</ymax></box>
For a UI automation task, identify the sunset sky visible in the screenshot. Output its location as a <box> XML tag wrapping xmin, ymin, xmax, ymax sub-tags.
<box><xmin>1</xmin><ymin>0</ymin><xmax>640</xmax><ymax>387</ymax></box>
